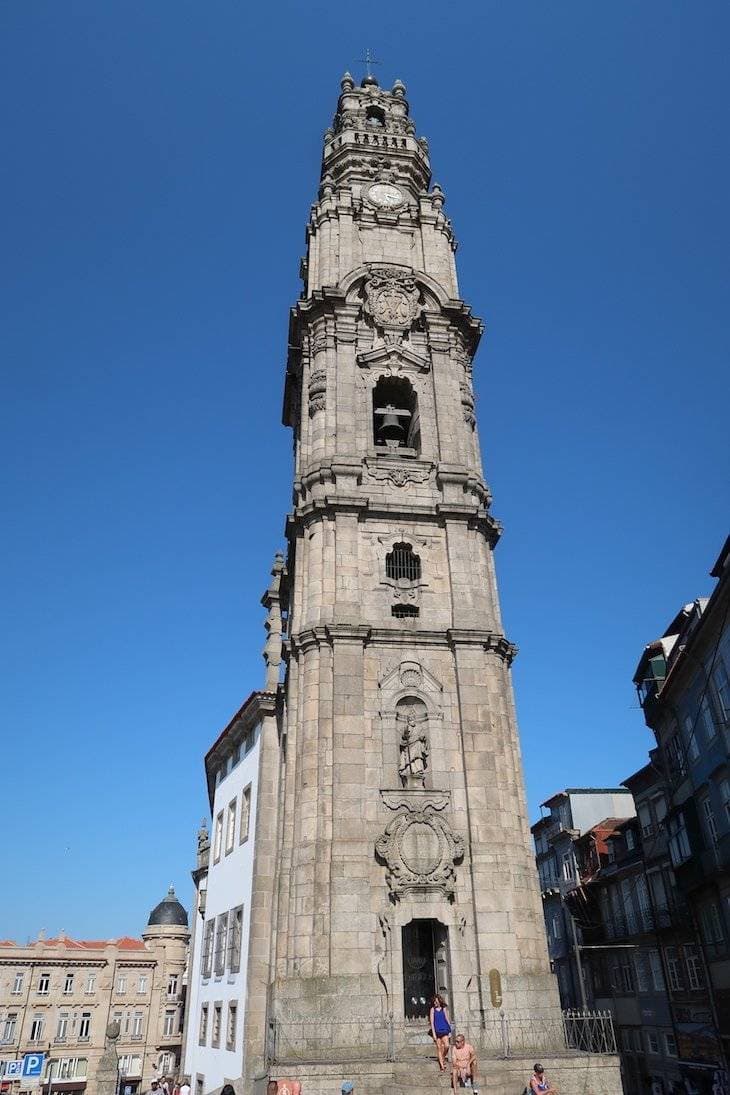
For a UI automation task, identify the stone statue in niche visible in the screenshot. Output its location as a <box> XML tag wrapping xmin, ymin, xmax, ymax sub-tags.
<box><xmin>396</xmin><ymin>697</ymin><xmax>429</xmax><ymax>788</ymax></box>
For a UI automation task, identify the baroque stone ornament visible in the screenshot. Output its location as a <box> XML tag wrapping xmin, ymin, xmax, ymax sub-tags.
<box><xmin>308</xmin><ymin>369</ymin><xmax>327</xmax><ymax>416</ymax></box>
<box><xmin>364</xmin><ymin>266</ymin><xmax>421</xmax><ymax>329</ymax></box>
<box><xmin>364</xmin><ymin>458</ymin><xmax>433</xmax><ymax>488</ymax></box>
<box><xmin>375</xmin><ymin>805</ymin><xmax>464</xmax><ymax>899</ymax></box>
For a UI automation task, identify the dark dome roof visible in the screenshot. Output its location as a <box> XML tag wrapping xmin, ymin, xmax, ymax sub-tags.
<box><xmin>147</xmin><ymin>886</ymin><xmax>188</xmax><ymax>928</ymax></box>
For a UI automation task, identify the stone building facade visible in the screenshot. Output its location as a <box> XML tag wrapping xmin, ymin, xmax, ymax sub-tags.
<box><xmin>224</xmin><ymin>72</ymin><xmax>623</xmax><ymax>1095</ymax></box>
<box><xmin>531</xmin><ymin>787</ymin><xmax>634</xmax><ymax>1007</ymax></box>
<box><xmin>0</xmin><ymin>889</ymin><xmax>189</xmax><ymax>1094</ymax></box>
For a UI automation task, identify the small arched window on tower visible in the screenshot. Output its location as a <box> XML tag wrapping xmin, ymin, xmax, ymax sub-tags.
<box><xmin>386</xmin><ymin>542</ymin><xmax>421</xmax><ymax>583</ymax></box>
<box><xmin>366</xmin><ymin>105</ymin><xmax>386</xmax><ymax>128</ymax></box>
<box><xmin>373</xmin><ymin>376</ymin><xmax>420</xmax><ymax>454</ymax></box>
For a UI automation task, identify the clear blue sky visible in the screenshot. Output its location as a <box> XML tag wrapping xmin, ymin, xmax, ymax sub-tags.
<box><xmin>1</xmin><ymin>2</ymin><xmax>727</xmax><ymax>942</ymax></box>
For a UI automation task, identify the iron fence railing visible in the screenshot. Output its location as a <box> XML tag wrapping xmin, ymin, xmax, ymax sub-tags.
<box><xmin>267</xmin><ymin>1008</ymin><xmax>616</xmax><ymax>1065</ymax></box>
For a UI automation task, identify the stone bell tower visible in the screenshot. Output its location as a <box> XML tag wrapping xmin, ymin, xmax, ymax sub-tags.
<box><xmin>240</xmin><ymin>72</ymin><xmax>621</xmax><ymax>1095</ymax></box>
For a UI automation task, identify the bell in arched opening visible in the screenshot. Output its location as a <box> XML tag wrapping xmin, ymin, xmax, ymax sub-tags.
<box><xmin>372</xmin><ymin>376</ymin><xmax>420</xmax><ymax>453</ymax></box>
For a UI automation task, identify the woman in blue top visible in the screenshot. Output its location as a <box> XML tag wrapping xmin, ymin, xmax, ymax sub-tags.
<box><xmin>429</xmin><ymin>994</ymin><xmax>452</xmax><ymax>1071</ymax></box>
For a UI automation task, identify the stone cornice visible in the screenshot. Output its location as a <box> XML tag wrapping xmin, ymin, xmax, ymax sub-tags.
<box><xmin>447</xmin><ymin>628</ymin><xmax>518</xmax><ymax>664</ymax></box>
<box><xmin>286</xmin><ymin>496</ymin><xmax>502</xmax><ymax>545</ymax></box>
<box><xmin>289</xmin><ymin>625</ymin><xmax>371</xmax><ymax>653</ymax></box>
<box><xmin>0</xmin><ymin>957</ymin><xmax>109</xmax><ymax>968</ymax></box>
<box><xmin>287</xmin><ymin>627</ymin><xmax>515</xmax><ymax>662</ymax></box>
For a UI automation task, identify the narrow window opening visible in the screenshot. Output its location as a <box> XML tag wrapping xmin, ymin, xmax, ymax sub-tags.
<box><xmin>373</xmin><ymin>376</ymin><xmax>420</xmax><ymax>453</ymax></box>
<box><xmin>366</xmin><ymin>106</ymin><xmax>385</xmax><ymax>127</ymax></box>
<box><xmin>386</xmin><ymin>543</ymin><xmax>421</xmax><ymax>582</ymax></box>
<box><xmin>392</xmin><ymin>605</ymin><xmax>419</xmax><ymax>619</ymax></box>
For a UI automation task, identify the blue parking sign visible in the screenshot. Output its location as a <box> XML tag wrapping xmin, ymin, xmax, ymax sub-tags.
<box><xmin>22</xmin><ymin>1054</ymin><xmax>45</xmax><ymax>1078</ymax></box>
<box><xmin>4</xmin><ymin>1061</ymin><xmax>23</xmax><ymax>1079</ymax></box>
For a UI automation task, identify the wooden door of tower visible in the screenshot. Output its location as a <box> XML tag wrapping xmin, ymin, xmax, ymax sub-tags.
<box><xmin>402</xmin><ymin>919</ymin><xmax>452</xmax><ymax>1020</ymax></box>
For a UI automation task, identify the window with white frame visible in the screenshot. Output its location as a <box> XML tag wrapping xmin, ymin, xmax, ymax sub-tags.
<box><xmin>167</xmin><ymin>973</ymin><xmax>179</xmax><ymax>997</ymax></box>
<box><xmin>63</xmin><ymin>973</ymin><xmax>74</xmax><ymax>994</ymax></box>
<box><xmin>85</xmin><ymin>973</ymin><xmax>96</xmax><ymax>994</ymax></box>
<box><xmin>199</xmin><ymin>1004</ymin><xmax>209</xmax><ymax>1046</ymax></box>
<box><xmin>699</xmin><ymin>696</ymin><xmax>718</xmax><ymax>742</ymax></box>
<box><xmin>702</xmin><ymin>796</ymin><xmax>719</xmax><ymax>846</ymax></box>
<box><xmin>56</xmin><ymin>1013</ymin><xmax>69</xmax><ymax>1041</ymax></box>
<box><xmin>713</xmin><ymin>657</ymin><xmax>730</xmax><ymax>723</ymax></box>
<box><xmin>159</xmin><ymin>1051</ymin><xmax>174</xmax><ymax>1074</ymax></box>
<box><xmin>213</xmin><ymin>811</ymin><xmax>223</xmax><ymax>862</ymax></box>
<box><xmin>212</xmin><ymin>1003</ymin><xmax>222</xmax><ymax>1048</ymax></box>
<box><xmin>228</xmin><ymin>905</ymin><xmax>243</xmax><ymax>972</ymax></box>
<box><xmin>11</xmin><ymin>972</ymin><xmax>23</xmax><ymax>995</ymax></box>
<box><xmin>2</xmin><ymin>1013</ymin><xmax>17</xmax><ymax>1043</ymax></box>
<box><xmin>649</xmin><ymin>870</ymin><xmax>668</xmax><ymax>912</ymax></box>
<box><xmin>621</xmin><ymin>879</ymin><xmax>636</xmax><ymax>932</ymax></box>
<box><xmin>240</xmin><ymin>785</ymin><xmax>251</xmax><ymax>843</ymax></box>
<box><xmin>700</xmin><ymin>901</ymin><xmax>724</xmax><ymax>945</ymax></box>
<box><xmin>638</xmin><ymin>803</ymin><xmax>653</xmax><ymax>838</ymax></box>
<box><xmin>202</xmin><ymin>919</ymin><xmax>215</xmax><ymax>978</ymax></box>
<box><xmin>666</xmin><ymin>733</ymin><xmax>687</xmax><ymax>775</ymax></box>
<box><xmin>37</xmin><ymin>973</ymin><xmax>50</xmax><ymax>995</ymax></box>
<box><xmin>625</xmin><ymin>828</ymin><xmax>636</xmax><ymax>851</ymax></box>
<box><xmin>52</xmin><ymin>1058</ymin><xmax>87</xmax><ymax>1081</ymax></box>
<box><xmin>620</xmin><ymin>957</ymin><xmax>635</xmax><ymax>993</ymax></box>
<box><xmin>664</xmin><ymin>1032</ymin><xmax>678</xmax><ymax>1057</ymax></box>
<box><xmin>137</xmin><ymin>975</ymin><xmax>147</xmax><ymax>994</ymax></box>
<box><xmin>653</xmin><ymin>795</ymin><xmax>668</xmax><ymax>824</ymax></box>
<box><xmin>720</xmin><ymin>778</ymin><xmax>730</xmax><ymax>825</ymax></box>
<box><xmin>649</xmin><ymin>949</ymin><xmax>665</xmax><ymax>991</ymax></box>
<box><xmin>665</xmin><ymin>947</ymin><xmax>684</xmax><ymax>992</ymax></box>
<box><xmin>226</xmin><ymin>799</ymin><xmax>237</xmax><ymax>855</ymax></box>
<box><xmin>78</xmin><ymin>1012</ymin><xmax>91</xmax><ymax>1040</ymax></box>
<box><xmin>131</xmin><ymin>1012</ymin><xmax>143</xmax><ymax>1039</ymax></box>
<box><xmin>118</xmin><ymin>1055</ymin><xmax>142</xmax><ymax>1077</ymax></box>
<box><xmin>646</xmin><ymin>1031</ymin><xmax>660</xmax><ymax>1054</ymax></box>
<box><xmin>214</xmin><ymin>914</ymin><xmax>228</xmax><ymax>976</ymax></box>
<box><xmin>29</xmin><ymin>1015</ymin><xmax>44</xmax><ymax>1042</ymax></box>
<box><xmin>637</xmin><ymin>875</ymin><xmax>652</xmax><ymax>930</ymax></box>
<box><xmin>668</xmin><ymin>811</ymin><xmax>692</xmax><ymax>866</ymax></box>
<box><xmin>684</xmin><ymin>944</ymin><xmax>705</xmax><ymax>990</ymax></box>
<box><xmin>683</xmin><ymin>715</ymin><xmax>701</xmax><ymax>761</ymax></box>
<box><xmin>163</xmin><ymin>1010</ymin><xmax>175</xmax><ymax>1037</ymax></box>
<box><xmin>117</xmin><ymin>975</ymin><xmax>127</xmax><ymax>994</ymax></box>
<box><xmin>635</xmin><ymin>954</ymin><xmax>650</xmax><ymax>993</ymax></box>
<box><xmin>561</xmin><ymin>851</ymin><xmax>576</xmax><ymax>881</ymax></box>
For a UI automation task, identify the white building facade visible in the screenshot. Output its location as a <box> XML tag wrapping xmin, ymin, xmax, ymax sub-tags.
<box><xmin>183</xmin><ymin>691</ymin><xmax>264</xmax><ymax>1095</ymax></box>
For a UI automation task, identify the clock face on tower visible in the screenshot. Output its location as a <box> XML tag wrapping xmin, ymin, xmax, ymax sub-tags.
<box><xmin>367</xmin><ymin>183</ymin><xmax>404</xmax><ymax>209</ymax></box>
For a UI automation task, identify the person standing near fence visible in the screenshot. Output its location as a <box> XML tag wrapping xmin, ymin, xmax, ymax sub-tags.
<box><xmin>429</xmin><ymin>994</ymin><xmax>452</xmax><ymax>1071</ymax></box>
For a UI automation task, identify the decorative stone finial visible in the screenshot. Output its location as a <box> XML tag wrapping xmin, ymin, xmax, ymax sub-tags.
<box><xmin>341</xmin><ymin>72</ymin><xmax>354</xmax><ymax>91</ymax></box>
<box><xmin>392</xmin><ymin>79</ymin><xmax>406</xmax><ymax>97</ymax></box>
<box><xmin>431</xmin><ymin>182</ymin><xmax>445</xmax><ymax>209</ymax></box>
<box><xmin>262</xmin><ymin>551</ymin><xmax>285</xmax><ymax>691</ymax></box>
<box><xmin>361</xmin><ymin>73</ymin><xmax>379</xmax><ymax>88</ymax></box>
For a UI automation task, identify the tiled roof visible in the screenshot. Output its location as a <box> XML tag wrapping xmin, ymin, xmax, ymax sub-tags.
<box><xmin>2</xmin><ymin>936</ymin><xmax>148</xmax><ymax>951</ymax></box>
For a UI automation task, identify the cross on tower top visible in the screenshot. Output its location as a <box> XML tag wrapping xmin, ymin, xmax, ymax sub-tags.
<box><xmin>358</xmin><ymin>48</ymin><xmax>381</xmax><ymax>81</ymax></box>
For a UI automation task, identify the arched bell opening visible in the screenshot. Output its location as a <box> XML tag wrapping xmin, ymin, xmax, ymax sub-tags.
<box><xmin>401</xmin><ymin>919</ymin><xmax>452</xmax><ymax>1021</ymax></box>
<box><xmin>372</xmin><ymin>376</ymin><xmax>421</xmax><ymax>454</ymax></box>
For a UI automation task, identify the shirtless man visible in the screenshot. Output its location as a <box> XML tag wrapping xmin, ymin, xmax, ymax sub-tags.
<box><xmin>451</xmin><ymin>1033</ymin><xmax>478</xmax><ymax>1093</ymax></box>
<box><xmin>529</xmin><ymin>1063</ymin><xmax>559</xmax><ymax>1093</ymax></box>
